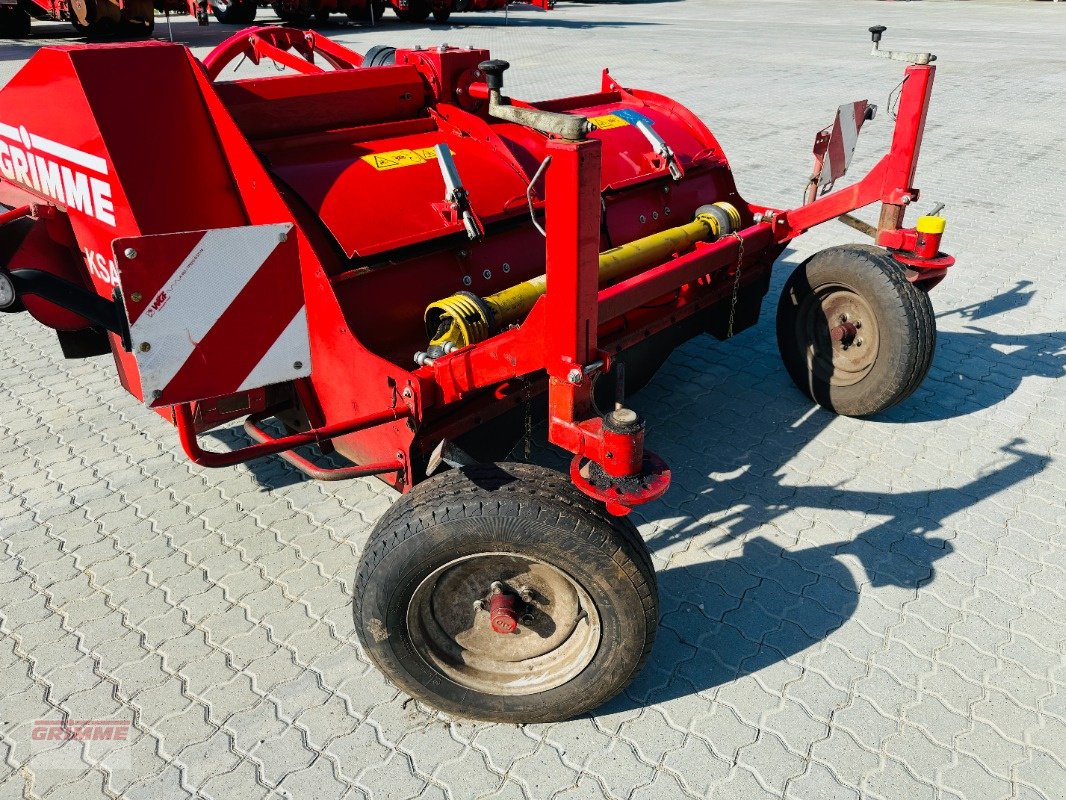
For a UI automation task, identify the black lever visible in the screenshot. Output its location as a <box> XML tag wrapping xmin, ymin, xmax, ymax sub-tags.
<box><xmin>869</xmin><ymin>25</ymin><xmax>887</xmax><ymax>44</ymax></box>
<box><xmin>478</xmin><ymin>60</ymin><xmax>510</xmax><ymax>92</ymax></box>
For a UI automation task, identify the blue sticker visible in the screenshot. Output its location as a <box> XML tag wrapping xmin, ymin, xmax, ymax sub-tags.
<box><xmin>611</xmin><ymin>108</ymin><xmax>654</xmax><ymax>127</ymax></box>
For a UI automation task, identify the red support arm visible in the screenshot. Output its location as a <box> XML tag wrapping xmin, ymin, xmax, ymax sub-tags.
<box><xmin>775</xmin><ymin>64</ymin><xmax>937</xmax><ymax>239</ymax></box>
<box><xmin>202</xmin><ymin>27</ymin><xmax>363</xmax><ymax>81</ymax></box>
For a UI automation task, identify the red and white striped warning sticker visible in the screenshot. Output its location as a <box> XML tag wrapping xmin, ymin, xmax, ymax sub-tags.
<box><xmin>815</xmin><ymin>100</ymin><xmax>870</xmax><ymax>192</ymax></box>
<box><xmin>113</xmin><ymin>223</ymin><xmax>310</xmax><ymax>409</ymax></box>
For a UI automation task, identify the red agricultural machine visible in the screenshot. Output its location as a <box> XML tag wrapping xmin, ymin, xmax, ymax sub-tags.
<box><xmin>0</xmin><ymin>0</ymin><xmax>183</xmax><ymax>36</ymax></box>
<box><xmin>0</xmin><ymin>25</ymin><xmax>951</xmax><ymax>721</ymax></box>
<box><xmin>0</xmin><ymin>0</ymin><xmax>549</xmax><ymax>37</ymax></box>
<box><xmin>223</xmin><ymin>0</ymin><xmax>552</xmax><ymax>27</ymax></box>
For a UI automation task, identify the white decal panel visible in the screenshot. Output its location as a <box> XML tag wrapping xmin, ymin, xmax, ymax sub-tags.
<box><xmin>0</xmin><ymin>122</ymin><xmax>115</xmax><ymax>227</ymax></box>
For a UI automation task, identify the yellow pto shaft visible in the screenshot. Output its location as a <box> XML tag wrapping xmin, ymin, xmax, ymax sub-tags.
<box><xmin>424</xmin><ymin>202</ymin><xmax>741</xmax><ymax>353</ymax></box>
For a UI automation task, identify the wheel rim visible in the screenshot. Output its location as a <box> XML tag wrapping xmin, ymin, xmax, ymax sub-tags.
<box><xmin>407</xmin><ymin>552</ymin><xmax>601</xmax><ymax>696</ymax></box>
<box><xmin>798</xmin><ymin>283</ymin><xmax>880</xmax><ymax>387</ymax></box>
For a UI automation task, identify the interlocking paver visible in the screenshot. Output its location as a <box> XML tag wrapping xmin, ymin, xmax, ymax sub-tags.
<box><xmin>785</xmin><ymin>762</ymin><xmax>859</xmax><ymax>800</ymax></box>
<box><xmin>941</xmin><ymin>753</ymin><xmax>1014</xmax><ymax>800</ymax></box>
<box><xmin>277</xmin><ymin>755</ymin><xmax>349</xmax><ymax>800</ymax></box>
<box><xmin>2</xmin><ymin>1</ymin><xmax>1064</xmax><ymax>798</ymax></box>
<box><xmin>735</xmin><ymin>733</ymin><xmax>806</xmax><ymax>796</ymax></box>
<box><xmin>357</xmin><ymin>751</ymin><xmax>426</xmax><ymax>799</ymax></box>
<box><xmin>201</xmin><ymin>761</ymin><xmax>273</xmax><ymax>800</ymax></box>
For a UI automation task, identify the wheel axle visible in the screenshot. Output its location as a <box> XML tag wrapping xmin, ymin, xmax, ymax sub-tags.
<box><xmin>830</xmin><ymin>320</ymin><xmax>860</xmax><ymax>346</ymax></box>
<box><xmin>488</xmin><ymin>583</ymin><xmax>519</xmax><ymax>634</ymax></box>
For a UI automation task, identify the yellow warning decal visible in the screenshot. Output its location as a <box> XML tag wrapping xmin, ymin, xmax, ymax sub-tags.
<box><xmin>588</xmin><ymin>114</ymin><xmax>630</xmax><ymax>130</ymax></box>
<box><xmin>413</xmin><ymin>147</ymin><xmax>442</xmax><ymax>162</ymax></box>
<box><xmin>361</xmin><ymin>146</ymin><xmax>451</xmax><ymax>171</ymax></box>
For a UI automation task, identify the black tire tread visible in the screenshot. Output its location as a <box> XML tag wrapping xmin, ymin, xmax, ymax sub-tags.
<box><xmin>776</xmin><ymin>244</ymin><xmax>936</xmax><ymax>417</ymax></box>
<box><xmin>355</xmin><ymin>462</ymin><xmax>657</xmax><ymax>723</ymax></box>
<box><xmin>214</xmin><ymin>0</ymin><xmax>257</xmax><ymax>23</ymax></box>
<box><xmin>394</xmin><ymin>0</ymin><xmax>431</xmax><ymax>21</ymax></box>
<box><xmin>360</xmin><ymin>463</ymin><xmax>655</xmax><ymax>594</ymax></box>
<box><xmin>271</xmin><ymin>1</ymin><xmax>311</xmax><ymax>23</ymax></box>
<box><xmin>844</xmin><ymin>244</ymin><xmax>937</xmax><ymax>405</ymax></box>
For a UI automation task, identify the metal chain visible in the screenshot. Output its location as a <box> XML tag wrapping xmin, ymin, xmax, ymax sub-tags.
<box><xmin>725</xmin><ymin>232</ymin><xmax>745</xmax><ymax>339</ymax></box>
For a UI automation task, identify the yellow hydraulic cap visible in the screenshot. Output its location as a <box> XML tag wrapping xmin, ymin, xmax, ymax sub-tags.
<box><xmin>423</xmin><ymin>202</ymin><xmax>742</xmax><ymax>356</ymax></box>
<box><xmin>916</xmin><ymin>215</ymin><xmax>947</xmax><ymax>235</ymax></box>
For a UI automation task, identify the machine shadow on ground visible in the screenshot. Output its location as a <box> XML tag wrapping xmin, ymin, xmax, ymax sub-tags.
<box><xmin>605</xmin><ymin>436</ymin><xmax>1049</xmax><ymax>711</ymax></box>
<box><xmin>594</xmin><ymin>278</ymin><xmax>1059</xmax><ymax>711</ymax></box>
<box><xmin>0</xmin><ymin>29</ymin><xmax>83</xmax><ymax>61</ymax></box>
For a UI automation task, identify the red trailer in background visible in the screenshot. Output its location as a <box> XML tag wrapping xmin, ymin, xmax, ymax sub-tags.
<box><xmin>1</xmin><ymin>0</ymin><xmax>204</xmax><ymax>36</ymax></box>
<box><xmin>240</xmin><ymin>0</ymin><xmax>552</xmax><ymax>26</ymax></box>
<box><xmin>0</xmin><ymin>0</ymin><xmax>550</xmax><ymax>37</ymax></box>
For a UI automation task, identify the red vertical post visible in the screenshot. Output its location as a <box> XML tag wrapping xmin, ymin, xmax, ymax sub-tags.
<box><xmin>879</xmin><ymin>64</ymin><xmax>936</xmax><ymax>232</ymax></box>
<box><xmin>537</xmin><ymin>136</ymin><xmax>671</xmax><ymax>510</ymax></box>
<box><xmin>544</xmin><ymin>137</ymin><xmax>603</xmax><ymax>439</ymax></box>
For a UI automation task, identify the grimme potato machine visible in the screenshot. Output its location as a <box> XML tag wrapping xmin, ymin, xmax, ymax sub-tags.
<box><xmin>0</xmin><ymin>25</ymin><xmax>952</xmax><ymax>721</ymax></box>
<box><xmin>0</xmin><ymin>0</ymin><xmax>182</xmax><ymax>36</ymax></box>
<box><xmin>0</xmin><ymin>0</ymin><xmax>549</xmax><ymax>38</ymax></box>
<box><xmin>223</xmin><ymin>0</ymin><xmax>553</xmax><ymax>27</ymax></box>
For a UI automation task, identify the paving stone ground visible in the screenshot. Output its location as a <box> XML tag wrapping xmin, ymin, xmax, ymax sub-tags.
<box><xmin>1</xmin><ymin>0</ymin><xmax>1064</xmax><ymax>798</ymax></box>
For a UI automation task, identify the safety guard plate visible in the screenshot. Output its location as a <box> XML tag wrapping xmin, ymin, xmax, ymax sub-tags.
<box><xmin>112</xmin><ymin>223</ymin><xmax>310</xmax><ymax>409</ymax></box>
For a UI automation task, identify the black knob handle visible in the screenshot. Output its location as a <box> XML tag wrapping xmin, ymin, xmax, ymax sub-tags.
<box><xmin>478</xmin><ymin>59</ymin><xmax>510</xmax><ymax>91</ymax></box>
<box><xmin>869</xmin><ymin>25</ymin><xmax>887</xmax><ymax>43</ymax></box>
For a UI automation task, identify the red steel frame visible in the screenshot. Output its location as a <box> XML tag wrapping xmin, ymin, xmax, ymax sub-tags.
<box><xmin>0</xmin><ymin>38</ymin><xmax>948</xmax><ymax>517</ymax></box>
<box><xmin>202</xmin><ymin>28</ymin><xmax>364</xmax><ymax>80</ymax></box>
<box><xmin>180</xmin><ymin>56</ymin><xmax>946</xmax><ymax>513</ymax></box>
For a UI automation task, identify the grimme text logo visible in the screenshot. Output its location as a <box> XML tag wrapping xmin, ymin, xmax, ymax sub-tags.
<box><xmin>31</xmin><ymin>719</ymin><xmax>130</xmax><ymax>742</ymax></box>
<box><xmin>28</xmin><ymin>718</ymin><xmax>132</xmax><ymax>771</ymax></box>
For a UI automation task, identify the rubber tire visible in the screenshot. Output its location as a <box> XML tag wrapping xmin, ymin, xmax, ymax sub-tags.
<box><xmin>431</xmin><ymin>7</ymin><xmax>450</xmax><ymax>22</ymax></box>
<box><xmin>349</xmin><ymin>0</ymin><xmax>384</xmax><ymax>20</ymax></box>
<box><xmin>0</xmin><ymin>7</ymin><xmax>31</xmax><ymax>37</ymax></box>
<box><xmin>213</xmin><ymin>0</ymin><xmax>257</xmax><ymax>23</ymax></box>
<box><xmin>272</xmin><ymin>1</ymin><xmax>311</xmax><ymax>23</ymax></box>
<box><xmin>74</xmin><ymin>18</ymin><xmax>117</xmax><ymax>38</ymax></box>
<box><xmin>69</xmin><ymin>0</ymin><xmax>111</xmax><ymax>37</ymax></box>
<box><xmin>776</xmin><ymin>244</ymin><xmax>936</xmax><ymax>417</ymax></box>
<box><xmin>355</xmin><ymin>462</ymin><xmax>657</xmax><ymax>723</ymax></box>
<box><xmin>361</xmin><ymin>44</ymin><xmax>396</xmax><ymax>67</ymax></box>
<box><xmin>394</xmin><ymin>0</ymin><xmax>430</xmax><ymax>21</ymax></box>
